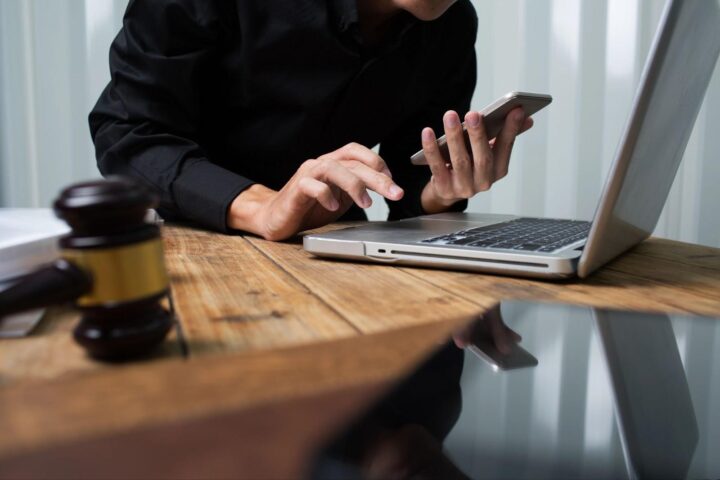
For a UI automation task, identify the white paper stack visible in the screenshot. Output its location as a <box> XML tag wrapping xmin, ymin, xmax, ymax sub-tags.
<box><xmin>0</xmin><ymin>209</ymin><xmax>70</xmax><ymax>337</ymax></box>
<box><xmin>0</xmin><ymin>209</ymin><xmax>69</xmax><ymax>282</ymax></box>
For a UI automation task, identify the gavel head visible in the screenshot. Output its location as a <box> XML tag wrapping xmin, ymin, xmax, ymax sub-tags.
<box><xmin>54</xmin><ymin>176</ymin><xmax>173</xmax><ymax>360</ymax></box>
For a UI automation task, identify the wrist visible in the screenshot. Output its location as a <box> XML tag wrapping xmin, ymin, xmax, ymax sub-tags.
<box><xmin>421</xmin><ymin>182</ymin><xmax>459</xmax><ymax>214</ymax></box>
<box><xmin>226</xmin><ymin>184</ymin><xmax>276</xmax><ymax>235</ymax></box>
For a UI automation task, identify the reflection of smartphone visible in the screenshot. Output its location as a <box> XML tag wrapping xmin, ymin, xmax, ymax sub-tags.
<box><xmin>467</xmin><ymin>320</ymin><xmax>538</xmax><ymax>371</ymax></box>
<box><xmin>410</xmin><ymin>91</ymin><xmax>552</xmax><ymax>166</ymax></box>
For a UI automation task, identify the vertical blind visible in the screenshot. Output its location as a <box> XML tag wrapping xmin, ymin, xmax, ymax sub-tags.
<box><xmin>0</xmin><ymin>0</ymin><xmax>718</xmax><ymax>247</ymax></box>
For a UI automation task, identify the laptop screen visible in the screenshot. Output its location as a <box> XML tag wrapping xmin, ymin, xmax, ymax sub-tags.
<box><xmin>581</xmin><ymin>0</ymin><xmax>720</xmax><ymax>276</ymax></box>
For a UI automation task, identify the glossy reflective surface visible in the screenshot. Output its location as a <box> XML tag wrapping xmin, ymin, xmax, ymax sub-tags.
<box><xmin>311</xmin><ymin>301</ymin><xmax>720</xmax><ymax>479</ymax></box>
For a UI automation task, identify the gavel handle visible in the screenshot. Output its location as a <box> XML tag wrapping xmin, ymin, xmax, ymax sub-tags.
<box><xmin>0</xmin><ymin>259</ymin><xmax>92</xmax><ymax>318</ymax></box>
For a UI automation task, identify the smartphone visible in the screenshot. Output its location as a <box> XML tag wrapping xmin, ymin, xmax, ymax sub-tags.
<box><xmin>466</xmin><ymin>319</ymin><xmax>538</xmax><ymax>371</ymax></box>
<box><xmin>410</xmin><ymin>91</ymin><xmax>552</xmax><ymax>165</ymax></box>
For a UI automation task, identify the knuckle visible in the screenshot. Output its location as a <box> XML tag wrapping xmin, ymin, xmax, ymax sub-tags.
<box><xmin>379</xmin><ymin>174</ymin><xmax>394</xmax><ymax>190</ymax></box>
<box><xmin>475</xmin><ymin>152</ymin><xmax>491</xmax><ymax>163</ymax></box>
<box><xmin>460</xmin><ymin>187</ymin><xmax>475</xmax><ymax>198</ymax></box>
<box><xmin>440</xmin><ymin>191</ymin><xmax>456</xmax><ymax>201</ymax></box>
<box><xmin>302</xmin><ymin>159</ymin><xmax>318</xmax><ymax>170</ymax></box>
<box><xmin>477</xmin><ymin>181</ymin><xmax>492</xmax><ymax>192</ymax></box>
<box><xmin>297</xmin><ymin>177</ymin><xmax>312</xmax><ymax>189</ymax></box>
<box><xmin>345</xmin><ymin>142</ymin><xmax>362</xmax><ymax>155</ymax></box>
<box><xmin>317</xmin><ymin>183</ymin><xmax>332</xmax><ymax>197</ymax></box>
<box><xmin>458</xmin><ymin>153</ymin><xmax>472</xmax><ymax>165</ymax></box>
<box><xmin>369</xmin><ymin>156</ymin><xmax>383</xmax><ymax>170</ymax></box>
<box><xmin>470</xmin><ymin>127</ymin><xmax>487</xmax><ymax>142</ymax></box>
<box><xmin>350</xmin><ymin>178</ymin><xmax>364</xmax><ymax>191</ymax></box>
<box><xmin>319</xmin><ymin>158</ymin><xmax>339</xmax><ymax>174</ymax></box>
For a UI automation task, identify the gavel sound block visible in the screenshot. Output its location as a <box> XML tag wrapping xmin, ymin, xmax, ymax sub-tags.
<box><xmin>0</xmin><ymin>177</ymin><xmax>173</xmax><ymax>360</ymax></box>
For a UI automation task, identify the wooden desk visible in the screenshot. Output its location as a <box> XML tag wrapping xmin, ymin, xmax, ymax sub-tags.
<box><xmin>1</xmin><ymin>222</ymin><xmax>719</xmax><ymax>476</ymax></box>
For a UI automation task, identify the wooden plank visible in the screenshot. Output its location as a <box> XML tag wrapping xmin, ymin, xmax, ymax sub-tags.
<box><xmin>245</xmin><ymin>235</ymin><xmax>489</xmax><ymax>334</ymax></box>
<box><xmin>0</xmin><ymin>318</ymin><xmax>462</xmax><ymax>460</ymax></box>
<box><xmin>0</xmin><ymin>307</ymin><xmax>182</xmax><ymax>388</ymax></box>
<box><xmin>397</xmin><ymin>240</ymin><xmax>720</xmax><ymax>317</ymax></box>
<box><xmin>162</xmin><ymin>226</ymin><xmax>357</xmax><ymax>356</ymax></box>
<box><xmin>631</xmin><ymin>238</ymin><xmax>720</xmax><ymax>271</ymax></box>
<box><xmin>0</xmin><ymin>381</ymin><xmax>386</xmax><ymax>480</ymax></box>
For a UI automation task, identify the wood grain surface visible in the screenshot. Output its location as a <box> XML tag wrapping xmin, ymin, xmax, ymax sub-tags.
<box><xmin>3</xmin><ymin>223</ymin><xmax>719</xmax><ymax>386</ymax></box>
<box><xmin>1</xmin><ymin>221</ymin><xmax>719</xmax><ymax>466</ymax></box>
<box><xmin>163</xmin><ymin>226</ymin><xmax>357</xmax><ymax>355</ymax></box>
<box><xmin>0</xmin><ymin>318</ymin><xmax>461</xmax><ymax>461</ymax></box>
<box><xmin>0</xmin><ymin>381</ymin><xmax>386</xmax><ymax>480</ymax></box>
<box><xmin>0</xmin><ymin>307</ymin><xmax>183</xmax><ymax>388</ymax></box>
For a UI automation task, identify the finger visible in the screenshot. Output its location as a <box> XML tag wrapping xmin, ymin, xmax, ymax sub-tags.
<box><xmin>422</xmin><ymin>127</ymin><xmax>452</xmax><ymax>193</ymax></box>
<box><xmin>465</xmin><ymin>111</ymin><xmax>494</xmax><ymax>191</ymax></box>
<box><xmin>506</xmin><ymin>326</ymin><xmax>522</xmax><ymax>343</ymax></box>
<box><xmin>296</xmin><ymin>177</ymin><xmax>339</xmax><ymax>211</ymax></box>
<box><xmin>519</xmin><ymin>116</ymin><xmax>534</xmax><ymax>134</ymax></box>
<box><xmin>345</xmin><ymin>161</ymin><xmax>404</xmax><ymax>201</ymax></box>
<box><xmin>443</xmin><ymin>111</ymin><xmax>473</xmax><ymax>192</ymax></box>
<box><xmin>488</xmin><ymin>318</ymin><xmax>513</xmax><ymax>355</ymax></box>
<box><xmin>488</xmin><ymin>117</ymin><xmax>532</xmax><ymax>147</ymax></box>
<box><xmin>493</xmin><ymin>107</ymin><xmax>525</xmax><ymax>180</ymax></box>
<box><xmin>452</xmin><ymin>324</ymin><xmax>475</xmax><ymax>349</ymax></box>
<box><xmin>337</xmin><ymin>142</ymin><xmax>392</xmax><ymax>178</ymax></box>
<box><xmin>315</xmin><ymin>161</ymin><xmax>372</xmax><ymax>208</ymax></box>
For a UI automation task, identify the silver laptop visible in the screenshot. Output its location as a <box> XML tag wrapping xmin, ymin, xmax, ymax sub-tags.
<box><xmin>304</xmin><ymin>0</ymin><xmax>720</xmax><ymax>279</ymax></box>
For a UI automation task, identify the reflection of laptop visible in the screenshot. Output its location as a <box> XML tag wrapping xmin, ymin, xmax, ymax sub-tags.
<box><xmin>311</xmin><ymin>301</ymin><xmax>707</xmax><ymax>479</ymax></box>
<box><xmin>304</xmin><ymin>0</ymin><xmax>720</xmax><ymax>279</ymax></box>
<box><xmin>594</xmin><ymin>309</ymin><xmax>698</xmax><ymax>480</ymax></box>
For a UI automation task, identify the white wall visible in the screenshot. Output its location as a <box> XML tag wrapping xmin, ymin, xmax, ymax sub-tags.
<box><xmin>0</xmin><ymin>0</ymin><xmax>126</xmax><ymax>208</ymax></box>
<box><xmin>0</xmin><ymin>0</ymin><xmax>718</xmax><ymax>247</ymax></box>
<box><xmin>464</xmin><ymin>0</ymin><xmax>719</xmax><ymax>248</ymax></box>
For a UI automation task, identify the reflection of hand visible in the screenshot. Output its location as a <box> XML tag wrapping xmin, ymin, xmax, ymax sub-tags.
<box><xmin>420</xmin><ymin>108</ymin><xmax>534</xmax><ymax>214</ymax></box>
<box><xmin>226</xmin><ymin>143</ymin><xmax>404</xmax><ymax>240</ymax></box>
<box><xmin>364</xmin><ymin>424</ymin><xmax>470</xmax><ymax>480</ymax></box>
<box><xmin>453</xmin><ymin>304</ymin><xmax>522</xmax><ymax>354</ymax></box>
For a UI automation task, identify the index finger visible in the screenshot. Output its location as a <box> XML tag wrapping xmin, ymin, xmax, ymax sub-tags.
<box><xmin>336</xmin><ymin>142</ymin><xmax>392</xmax><ymax>178</ymax></box>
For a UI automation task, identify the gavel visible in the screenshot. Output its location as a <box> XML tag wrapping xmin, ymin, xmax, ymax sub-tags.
<box><xmin>0</xmin><ymin>176</ymin><xmax>173</xmax><ymax>360</ymax></box>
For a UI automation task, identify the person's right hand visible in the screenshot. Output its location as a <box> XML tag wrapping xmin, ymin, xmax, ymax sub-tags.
<box><xmin>226</xmin><ymin>143</ymin><xmax>404</xmax><ymax>241</ymax></box>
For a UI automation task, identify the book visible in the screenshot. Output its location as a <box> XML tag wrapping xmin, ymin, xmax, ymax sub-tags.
<box><xmin>0</xmin><ymin>208</ymin><xmax>69</xmax><ymax>283</ymax></box>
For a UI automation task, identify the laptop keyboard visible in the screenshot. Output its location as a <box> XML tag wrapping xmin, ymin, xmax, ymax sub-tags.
<box><xmin>420</xmin><ymin>218</ymin><xmax>591</xmax><ymax>253</ymax></box>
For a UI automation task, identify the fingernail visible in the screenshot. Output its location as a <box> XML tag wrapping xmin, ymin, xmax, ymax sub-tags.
<box><xmin>422</xmin><ymin>128</ymin><xmax>435</xmax><ymax>143</ymax></box>
<box><xmin>362</xmin><ymin>192</ymin><xmax>372</xmax><ymax>207</ymax></box>
<box><xmin>389</xmin><ymin>185</ymin><xmax>403</xmax><ymax>198</ymax></box>
<box><xmin>329</xmin><ymin>198</ymin><xmax>339</xmax><ymax>211</ymax></box>
<box><xmin>466</xmin><ymin>112</ymin><xmax>480</xmax><ymax>128</ymax></box>
<box><xmin>513</xmin><ymin>109</ymin><xmax>525</xmax><ymax>123</ymax></box>
<box><xmin>444</xmin><ymin>111</ymin><xmax>460</xmax><ymax>128</ymax></box>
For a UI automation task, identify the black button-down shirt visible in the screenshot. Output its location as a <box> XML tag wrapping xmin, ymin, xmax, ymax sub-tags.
<box><xmin>90</xmin><ymin>0</ymin><xmax>477</xmax><ymax>232</ymax></box>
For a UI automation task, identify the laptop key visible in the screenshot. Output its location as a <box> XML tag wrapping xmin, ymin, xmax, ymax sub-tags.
<box><xmin>513</xmin><ymin>244</ymin><xmax>543</xmax><ymax>251</ymax></box>
<box><xmin>469</xmin><ymin>240</ymin><xmax>496</xmax><ymax>247</ymax></box>
<box><xmin>448</xmin><ymin>237</ymin><xmax>479</xmax><ymax>245</ymax></box>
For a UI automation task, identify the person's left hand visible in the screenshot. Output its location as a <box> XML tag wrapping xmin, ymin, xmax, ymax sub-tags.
<box><xmin>420</xmin><ymin>108</ymin><xmax>534</xmax><ymax>213</ymax></box>
<box><xmin>453</xmin><ymin>304</ymin><xmax>521</xmax><ymax>355</ymax></box>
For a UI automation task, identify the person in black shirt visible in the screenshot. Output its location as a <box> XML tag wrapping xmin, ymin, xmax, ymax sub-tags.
<box><xmin>90</xmin><ymin>0</ymin><xmax>532</xmax><ymax>240</ymax></box>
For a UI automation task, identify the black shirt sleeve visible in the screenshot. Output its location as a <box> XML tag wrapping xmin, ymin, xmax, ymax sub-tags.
<box><xmin>89</xmin><ymin>0</ymin><xmax>251</xmax><ymax>232</ymax></box>
<box><xmin>379</xmin><ymin>12</ymin><xmax>477</xmax><ymax>220</ymax></box>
